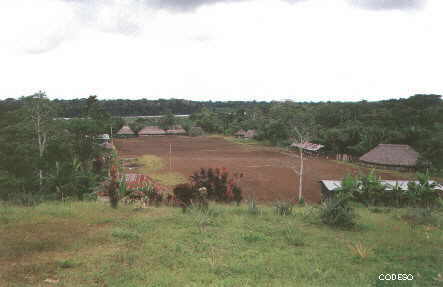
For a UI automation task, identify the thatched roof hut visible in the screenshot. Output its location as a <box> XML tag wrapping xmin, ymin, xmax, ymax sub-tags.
<box><xmin>359</xmin><ymin>144</ymin><xmax>419</xmax><ymax>169</ymax></box>
<box><xmin>116</xmin><ymin>125</ymin><xmax>135</xmax><ymax>135</ymax></box>
<box><xmin>166</xmin><ymin>125</ymin><xmax>186</xmax><ymax>135</ymax></box>
<box><xmin>245</xmin><ymin>129</ymin><xmax>257</xmax><ymax>139</ymax></box>
<box><xmin>234</xmin><ymin>129</ymin><xmax>247</xmax><ymax>137</ymax></box>
<box><xmin>138</xmin><ymin>126</ymin><xmax>166</xmax><ymax>136</ymax></box>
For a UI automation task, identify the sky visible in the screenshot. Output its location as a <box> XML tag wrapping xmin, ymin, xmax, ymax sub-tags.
<box><xmin>0</xmin><ymin>0</ymin><xmax>442</xmax><ymax>102</ymax></box>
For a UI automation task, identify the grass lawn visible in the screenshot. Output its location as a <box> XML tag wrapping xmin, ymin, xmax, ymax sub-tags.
<box><xmin>1</xmin><ymin>201</ymin><xmax>442</xmax><ymax>286</ymax></box>
<box><xmin>134</xmin><ymin>155</ymin><xmax>188</xmax><ymax>187</ymax></box>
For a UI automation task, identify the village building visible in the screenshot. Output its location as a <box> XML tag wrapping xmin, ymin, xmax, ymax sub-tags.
<box><xmin>138</xmin><ymin>126</ymin><xmax>166</xmax><ymax>136</ymax></box>
<box><xmin>319</xmin><ymin>180</ymin><xmax>443</xmax><ymax>200</ymax></box>
<box><xmin>359</xmin><ymin>144</ymin><xmax>419</xmax><ymax>171</ymax></box>
<box><xmin>244</xmin><ymin>129</ymin><xmax>257</xmax><ymax>139</ymax></box>
<box><xmin>234</xmin><ymin>129</ymin><xmax>247</xmax><ymax>138</ymax></box>
<box><xmin>166</xmin><ymin>125</ymin><xmax>186</xmax><ymax>135</ymax></box>
<box><xmin>290</xmin><ymin>141</ymin><xmax>324</xmax><ymax>156</ymax></box>
<box><xmin>115</xmin><ymin>125</ymin><xmax>136</xmax><ymax>138</ymax></box>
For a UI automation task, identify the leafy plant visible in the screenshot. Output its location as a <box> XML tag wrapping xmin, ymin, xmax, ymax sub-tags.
<box><xmin>407</xmin><ymin>172</ymin><xmax>440</xmax><ymax>208</ymax></box>
<box><xmin>320</xmin><ymin>190</ymin><xmax>356</xmax><ymax>228</ymax></box>
<box><xmin>190</xmin><ymin>167</ymin><xmax>243</xmax><ymax>204</ymax></box>
<box><xmin>283</xmin><ymin>225</ymin><xmax>304</xmax><ymax>247</ymax></box>
<box><xmin>348</xmin><ymin>242</ymin><xmax>371</xmax><ymax>259</ymax></box>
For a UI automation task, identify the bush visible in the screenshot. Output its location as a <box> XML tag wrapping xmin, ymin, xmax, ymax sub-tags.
<box><xmin>189</xmin><ymin>127</ymin><xmax>204</xmax><ymax>137</ymax></box>
<box><xmin>173</xmin><ymin>183</ymin><xmax>198</xmax><ymax>212</ymax></box>
<box><xmin>320</xmin><ymin>192</ymin><xmax>356</xmax><ymax>228</ymax></box>
<box><xmin>190</xmin><ymin>167</ymin><xmax>243</xmax><ymax>204</ymax></box>
<box><xmin>407</xmin><ymin>172</ymin><xmax>441</xmax><ymax>208</ymax></box>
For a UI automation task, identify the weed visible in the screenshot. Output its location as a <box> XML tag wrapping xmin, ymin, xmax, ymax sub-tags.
<box><xmin>348</xmin><ymin>242</ymin><xmax>371</xmax><ymax>259</ymax></box>
<box><xmin>283</xmin><ymin>225</ymin><xmax>304</xmax><ymax>247</ymax></box>
<box><xmin>274</xmin><ymin>200</ymin><xmax>293</xmax><ymax>216</ymax></box>
<box><xmin>56</xmin><ymin>259</ymin><xmax>77</xmax><ymax>269</ymax></box>
<box><xmin>111</xmin><ymin>228</ymin><xmax>140</xmax><ymax>241</ymax></box>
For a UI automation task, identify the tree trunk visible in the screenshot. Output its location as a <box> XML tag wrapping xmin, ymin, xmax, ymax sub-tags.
<box><xmin>298</xmin><ymin>148</ymin><xmax>303</xmax><ymax>201</ymax></box>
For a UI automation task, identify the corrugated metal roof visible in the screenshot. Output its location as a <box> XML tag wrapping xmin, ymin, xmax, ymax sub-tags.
<box><xmin>320</xmin><ymin>180</ymin><xmax>443</xmax><ymax>191</ymax></box>
<box><xmin>291</xmin><ymin>142</ymin><xmax>324</xmax><ymax>151</ymax></box>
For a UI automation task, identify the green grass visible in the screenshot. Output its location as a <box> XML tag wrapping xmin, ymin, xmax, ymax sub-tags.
<box><xmin>134</xmin><ymin>154</ymin><xmax>188</xmax><ymax>186</ymax></box>
<box><xmin>1</xmin><ymin>201</ymin><xmax>442</xmax><ymax>286</ymax></box>
<box><xmin>136</xmin><ymin>154</ymin><xmax>165</xmax><ymax>173</ymax></box>
<box><xmin>151</xmin><ymin>172</ymin><xmax>188</xmax><ymax>187</ymax></box>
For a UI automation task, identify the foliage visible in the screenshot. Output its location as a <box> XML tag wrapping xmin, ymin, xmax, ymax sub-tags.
<box><xmin>188</xmin><ymin>126</ymin><xmax>205</xmax><ymax>137</ymax></box>
<box><xmin>108</xmin><ymin>166</ymin><xmax>120</xmax><ymax>209</ymax></box>
<box><xmin>406</xmin><ymin>172</ymin><xmax>441</xmax><ymax>208</ymax></box>
<box><xmin>334</xmin><ymin>171</ymin><xmax>442</xmax><ymax>208</ymax></box>
<box><xmin>190</xmin><ymin>167</ymin><xmax>243</xmax><ymax>204</ymax></box>
<box><xmin>320</xmin><ymin>189</ymin><xmax>356</xmax><ymax>228</ymax></box>
<box><xmin>173</xmin><ymin>183</ymin><xmax>198</xmax><ymax>212</ymax></box>
<box><xmin>158</xmin><ymin>110</ymin><xmax>176</xmax><ymax>131</ymax></box>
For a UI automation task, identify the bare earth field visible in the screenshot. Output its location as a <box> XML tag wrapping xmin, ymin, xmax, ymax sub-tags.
<box><xmin>114</xmin><ymin>136</ymin><xmax>412</xmax><ymax>203</ymax></box>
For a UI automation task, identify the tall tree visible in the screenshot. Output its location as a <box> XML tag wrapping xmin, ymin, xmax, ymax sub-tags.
<box><xmin>23</xmin><ymin>92</ymin><xmax>55</xmax><ymax>190</ymax></box>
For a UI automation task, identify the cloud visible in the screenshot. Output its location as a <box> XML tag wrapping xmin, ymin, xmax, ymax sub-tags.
<box><xmin>347</xmin><ymin>0</ymin><xmax>427</xmax><ymax>10</ymax></box>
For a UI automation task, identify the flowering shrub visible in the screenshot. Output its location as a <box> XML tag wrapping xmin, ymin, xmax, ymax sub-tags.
<box><xmin>190</xmin><ymin>167</ymin><xmax>243</xmax><ymax>204</ymax></box>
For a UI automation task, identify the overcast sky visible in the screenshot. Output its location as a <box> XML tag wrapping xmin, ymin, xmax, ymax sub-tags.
<box><xmin>0</xmin><ymin>0</ymin><xmax>442</xmax><ymax>102</ymax></box>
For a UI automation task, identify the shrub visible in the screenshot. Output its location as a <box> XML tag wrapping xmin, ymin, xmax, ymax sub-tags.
<box><xmin>189</xmin><ymin>126</ymin><xmax>204</xmax><ymax>137</ymax></box>
<box><xmin>173</xmin><ymin>183</ymin><xmax>198</xmax><ymax>212</ymax></box>
<box><xmin>407</xmin><ymin>172</ymin><xmax>441</xmax><ymax>208</ymax></box>
<box><xmin>320</xmin><ymin>191</ymin><xmax>356</xmax><ymax>228</ymax></box>
<box><xmin>283</xmin><ymin>225</ymin><xmax>304</xmax><ymax>246</ymax></box>
<box><xmin>190</xmin><ymin>167</ymin><xmax>243</xmax><ymax>204</ymax></box>
<box><xmin>357</xmin><ymin>170</ymin><xmax>385</xmax><ymax>206</ymax></box>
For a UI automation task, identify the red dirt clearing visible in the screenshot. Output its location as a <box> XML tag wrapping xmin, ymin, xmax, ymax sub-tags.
<box><xmin>114</xmin><ymin>136</ymin><xmax>412</xmax><ymax>203</ymax></box>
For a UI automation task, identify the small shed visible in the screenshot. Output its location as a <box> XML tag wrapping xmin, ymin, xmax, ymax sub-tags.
<box><xmin>290</xmin><ymin>141</ymin><xmax>324</xmax><ymax>156</ymax></box>
<box><xmin>115</xmin><ymin>125</ymin><xmax>136</xmax><ymax>138</ymax></box>
<box><xmin>359</xmin><ymin>144</ymin><xmax>419</xmax><ymax>171</ymax></box>
<box><xmin>138</xmin><ymin>126</ymin><xmax>166</xmax><ymax>136</ymax></box>
<box><xmin>96</xmin><ymin>134</ymin><xmax>111</xmax><ymax>144</ymax></box>
<box><xmin>234</xmin><ymin>129</ymin><xmax>247</xmax><ymax>138</ymax></box>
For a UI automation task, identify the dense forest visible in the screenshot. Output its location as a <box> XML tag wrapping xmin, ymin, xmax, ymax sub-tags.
<box><xmin>1</xmin><ymin>93</ymin><xmax>442</xmax><ymax>204</ymax></box>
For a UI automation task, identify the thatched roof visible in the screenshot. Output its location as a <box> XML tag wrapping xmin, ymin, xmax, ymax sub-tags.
<box><xmin>290</xmin><ymin>141</ymin><xmax>324</xmax><ymax>151</ymax></box>
<box><xmin>138</xmin><ymin>126</ymin><xmax>166</xmax><ymax>135</ymax></box>
<box><xmin>234</xmin><ymin>129</ymin><xmax>246</xmax><ymax>136</ymax></box>
<box><xmin>117</xmin><ymin>125</ymin><xmax>135</xmax><ymax>135</ymax></box>
<box><xmin>245</xmin><ymin>129</ymin><xmax>257</xmax><ymax>139</ymax></box>
<box><xmin>359</xmin><ymin>144</ymin><xmax>419</xmax><ymax>167</ymax></box>
<box><xmin>167</xmin><ymin>125</ymin><xmax>186</xmax><ymax>135</ymax></box>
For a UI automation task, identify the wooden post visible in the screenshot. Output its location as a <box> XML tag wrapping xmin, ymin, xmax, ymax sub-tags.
<box><xmin>298</xmin><ymin>148</ymin><xmax>303</xmax><ymax>201</ymax></box>
<box><xmin>169</xmin><ymin>143</ymin><xmax>172</xmax><ymax>170</ymax></box>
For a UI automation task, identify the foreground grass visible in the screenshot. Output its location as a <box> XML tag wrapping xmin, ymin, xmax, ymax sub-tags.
<box><xmin>0</xmin><ymin>201</ymin><xmax>442</xmax><ymax>287</ymax></box>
